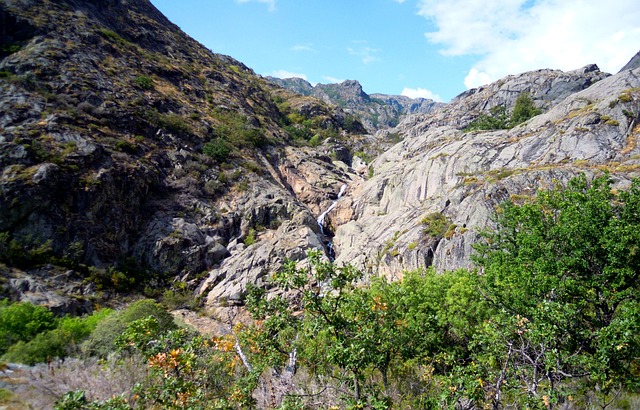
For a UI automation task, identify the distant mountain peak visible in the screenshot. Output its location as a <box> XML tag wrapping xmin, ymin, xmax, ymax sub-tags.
<box><xmin>268</xmin><ymin>77</ymin><xmax>442</xmax><ymax>132</ymax></box>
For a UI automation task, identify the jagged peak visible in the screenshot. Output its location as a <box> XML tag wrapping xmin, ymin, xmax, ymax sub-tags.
<box><xmin>618</xmin><ymin>50</ymin><xmax>640</xmax><ymax>73</ymax></box>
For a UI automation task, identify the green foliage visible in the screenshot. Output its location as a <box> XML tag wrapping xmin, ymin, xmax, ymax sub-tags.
<box><xmin>283</xmin><ymin>124</ymin><xmax>312</xmax><ymax>144</ymax></box>
<box><xmin>243</xmin><ymin>251</ymin><xmax>489</xmax><ymax>407</ymax></box>
<box><xmin>54</xmin><ymin>390</ymin><xmax>133</xmax><ymax>410</ymax></box>
<box><xmin>55</xmin><ymin>390</ymin><xmax>87</xmax><ymax>410</ymax></box>
<box><xmin>86</xmin><ymin>266</ymin><xmax>136</xmax><ymax>293</ymax></box>
<box><xmin>83</xmin><ymin>299</ymin><xmax>175</xmax><ymax>357</ymax></box>
<box><xmin>210</xmin><ymin>108</ymin><xmax>269</xmax><ymax>149</ymax></box>
<box><xmin>133</xmin><ymin>75</ymin><xmax>153</xmax><ymax>90</ymax></box>
<box><xmin>0</xmin><ymin>42</ymin><xmax>22</xmax><ymax>56</ymax></box>
<box><xmin>202</xmin><ymin>138</ymin><xmax>232</xmax><ymax>162</ymax></box>
<box><xmin>3</xmin><ymin>327</ymin><xmax>71</xmax><ymax>365</ymax></box>
<box><xmin>465</xmin><ymin>105</ymin><xmax>510</xmax><ymax>131</ymax></box>
<box><xmin>97</xmin><ymin>28</ymin><xmax>130</xmax><ymax>47</ymax></box>
<box><xmin>243</xmin><ymin>228</ymin><xmax>257</xmax><ymax>246</ymax></box>
<box><xmin>471</xmin><ymin>173</ymin><xmax>640</xmax><ymax>405</ymax></box>
<box><xmin>0</xmin><ymin>233</ymin><xmax>55</xmax><ymax>269</ymax></box>
<box><xmin>0</xmin><ymin>302</ymin><xmax>113</xmax><ymax>365</ymax></box>
<box><xmin>159</xmin><ymin>113</ymin><xmax>193</xmax><ymax>135</ymax></box>
<box><xmin>421</xmin><ymin>212</ymin><xmax>456</xmax><ymax>239</ymax></box>
<box><xmin>510</xmin><ymin>92</ymin><xmax>542</xmax><ymax>125</ymax></box>
<box><xmin>114</xmin><ymin>139</ymin><xmax>137</xmax><ymax>154</ymax></box>
<box><xmin>0</xmin><ymin>300</ymin><xmax>56</xmax><ymax>355</ymax></box>
<box><xmin>465</xmin><ymin>92</ymin><xmax>541</xmax><ymax>131</ymax></box>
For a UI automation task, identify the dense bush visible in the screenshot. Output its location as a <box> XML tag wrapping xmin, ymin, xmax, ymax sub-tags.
<box><xmin>0</xmin><ymin>300</ymin><xmax>57</xmax><ymax>355</ymax></box>
<box><xmin>83</xmin><ymin>299</ymin><xmax>175</xmax><ymax>357</ymax></box>
<box><xmin>465</xmin><ymin>92</ymin><xmax>542</xmax><ymax>131</ymax></box>
<box><xmin>133</xmin><ymin>75</ymin><xmax>153</xmax><ymax>90</ymax></box>
<box><xmin>1</xmin><ymin>306</ymin><xmax>113</xmax><ymax>364</ymax></box>
<box><xmin>202</xmin><ymin>138</ymin><xmax>232</xmax><ymax>162</ymax></box>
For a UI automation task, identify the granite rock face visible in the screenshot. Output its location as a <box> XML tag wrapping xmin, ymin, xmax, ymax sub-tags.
<box><xmin>332</xmin><ymin>64</ymin><xmax>640</xmax><ymax>277</ymax></box>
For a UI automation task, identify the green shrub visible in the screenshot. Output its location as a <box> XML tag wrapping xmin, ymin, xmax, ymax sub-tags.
<box><xmin>1</xmin><ymin>308</ymin><xmax>113</xmax><ymax>364</ymax></box>
<box><xmin>83</xmin><ymin>300</ymin><xmax>175</xmax><ymax>357</ymax></box>
<box><xmin>54</xmin><ymin>390</ymin><xmax>87</xmax><ymax>410</ymax></box>
<box><xmin>0</xmin><ymin>300</ymin><xmax>57</xmax><ymax>355</ymax></box>
<box><xmin>619</xmin><ymin>93</ymin><xmax>633</xmax><ymax>103</ymax></box>
<box><xmin>203</xmin><ymin>138</ymin><xmax>232</xmax><ymax>162</ymax></box>
<box><xmin>159</xmin><ymin>113</ymin><xmax>192</xmax><ymax>135</ymax></box>
<box><xmin>465</xmin><ymin>92</ymin><xmax>541</xmax><ymax>132</ymax></box>
<box><xmin>133</xmin><ymin>75</ymin><xmax>153</xmax><ymax>90</ymax></box>
<box><xmin>2</xmin><ymin>327</ymin><xmax>70</xmax><ymax>364</ymax></box>
<box><xmin>421</xmin><ymin>212</ymin><xmax>456</xmax><ymax>239</ymax></box>
<box><xmin>114</xmin><ymin>139</ymin><xmax>137</xmax><ymax>153</ymax></box>
<box><xmin>509</xmin><ymin>92</ymin><xmax>542</xmax><ymax>126</ymax></box>
<box><xmin>244</xmin><ymin>228</ymin><xmax>257</xmax><ymax>246</ymax></box>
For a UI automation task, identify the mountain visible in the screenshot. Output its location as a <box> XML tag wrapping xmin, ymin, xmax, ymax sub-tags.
<box><xmin>267</xmin><ymin>77</ymin><xmax>442</xmax><ymax>132</ymax></box>
<box><xmin>0</xmin><ymin>0</ymin><xmax>367</xmax><ymax>312</ymax></box>
<box><xmin>1</xmin><ymin>0</ymin><xmax>640</xmax><ymax>324</ymax></box>
<box><xmin>333</xmin><ymin>63</ymin><xmax>639</xmax><ymax>277</ymax></box>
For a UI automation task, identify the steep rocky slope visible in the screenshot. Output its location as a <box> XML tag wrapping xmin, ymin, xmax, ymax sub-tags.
<box><xmin>0</xmin><ymin>0</ymin><xmax>366</xmax><ymax>311</ymax></box>
<box><xmin>267</xmin><ymin>77</ymin><xmax>442</xmax><ymax>132</ymax></box>
<box><xmin>333</xmin><ymin>63</ymin><xmax>640</xmax><ymax>278</ymax></box>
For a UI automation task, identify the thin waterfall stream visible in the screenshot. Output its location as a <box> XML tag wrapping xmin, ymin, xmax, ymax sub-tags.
<box><xmin>317</xmin><ymin>184</ymin><xmax>347</xmax><ymax>259</ymax></box>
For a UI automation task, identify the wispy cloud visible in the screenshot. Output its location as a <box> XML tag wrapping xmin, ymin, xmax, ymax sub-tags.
<box><xmin>348</xmin><ymin>41</ymin><xmax>381</xmax><ymax>65</ymax></box>
<box><xmin>401</xmin><ymin>87</ymin><xmax>442</xmax><ymax>102</ymax></box>
<box><xmin>235</xmin><ymin>0</ymin><xmax>276</xmax><ymax>12</ymax></box>
<box><xmin>270</xmin><ymin>70</ymin><xmax>308</xmax><ymax>80</ymax></box>
<box><xmin>418</xmin><ymin>0</ymin><xmax>640</xmax><ymax>88</ymax></box>
<box><xmin>291</xmin><ymin>43</ymin><xmax>316</xmax><ymax>52</ymax></box>
<box><xmin>322</xmin><ymin>75</ymin><xmax>346</xmax><ymax>84</ymax></box>
<box><xmin>392</xmin><ymin>0</ymin><xmax>407</xmax><ymax>3</ymax></box>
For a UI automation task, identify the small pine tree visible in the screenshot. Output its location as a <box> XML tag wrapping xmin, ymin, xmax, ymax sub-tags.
<box><xmin>509</xmin><ymin>92</ymin><xmax>541</xmax><ymax>126</ymax></box>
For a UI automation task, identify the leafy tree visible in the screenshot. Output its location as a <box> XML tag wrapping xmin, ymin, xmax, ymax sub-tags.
<box><xmin>465</xmin><ymin>92</ymin><xmax>541</xmax><ymax>131</ymax></box>
<box><xmin>470</xmin><ymin>174</ymin><xmax>640</xmax><ymax>407</ymax></box>
<box><xmin>83</xmin><ymin>299</ymin><xmax>175</xmax><ymax>357</ymax></box>
<box><xmin>2</xmin><ymin>308</ymin><xmax>113</xmax><ymax>365</ymax></box>
<box><xmin>244</xmin><ymin>252</ymin><xmax>489</xmax><ymax>408</ymax></box>
<box><xmin>510</xmin><ymin>92</ymin><xmax>542</xmax><ymax>126</ymax></box>
<box><xmin>0</xmin><ymin>300</ymin><xmax>56</xmax><ymax>355</ymax></box>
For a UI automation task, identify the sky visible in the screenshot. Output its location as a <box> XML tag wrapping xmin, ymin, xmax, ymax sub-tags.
<box><xmin>149</xmin><ymin>0</ymin><xmax>640</xmax><ymax>102</ymax></box>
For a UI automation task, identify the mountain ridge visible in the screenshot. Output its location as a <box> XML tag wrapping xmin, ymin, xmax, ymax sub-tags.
<box><xmin>266</xmin><ymin>76</ymin><xmax>442</xmax><ymax>132</ymax></box>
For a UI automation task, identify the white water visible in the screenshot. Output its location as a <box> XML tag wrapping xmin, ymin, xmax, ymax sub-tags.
<box><xmin>317</xmin><ymin>184</ymin><xmax>347</xmax><ymax>234</ymax></box>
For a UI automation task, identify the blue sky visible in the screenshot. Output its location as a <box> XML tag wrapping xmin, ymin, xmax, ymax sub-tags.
<box><xmin>150</xmin><ymin>0</ymin><xmax>640</xmax><ymax>102</ymax></box>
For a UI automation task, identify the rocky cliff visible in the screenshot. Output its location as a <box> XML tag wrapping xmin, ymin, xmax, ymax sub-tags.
<box><xmin>332</xmin><ymin>63</ymin><xmax>640</xmax><ymax>279</ymax></box>
<box><xmin>1</xmin><ymin>0</ymin><xmax>639</xmax><ymax>318</ymax></box>
<box><xmin>0</xmin><ymin>0</ymin><xmax>366</xmax><ymax>312</ymax></box>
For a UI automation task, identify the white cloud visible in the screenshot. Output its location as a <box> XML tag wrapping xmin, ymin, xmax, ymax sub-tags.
<box><xmin>401</xmin><ymin>87</ymin><xmax>443</xmax><ymax>102</ymax></box>
<box><xmin>235</xmin><ymin>0</ymin><xmax>276</xmax><ymax>12</ymax></box>
<box><xmin>291</xmin><ymin>43</ymin><xmax>315</xmax><ymax>52</ymax></box>
<box><xmin>270</xmin><ymin>70</ymin><xmax>308</xmax><ymax>80</ymax></box>
<box><xmin>418</xmin><ymin>0</ymin><xmax>640</xmax><ymax>89</ymax></box>
<box><xmin>348</xmin><ymin>41</ymin><xmax>381</xmax><ymax>65</ymax></box>
<box><xmin>322</xmin><ymin>76</ymin><xmax>346</xmax><ymax>84</ymax></box>
<box><xmin>393</xmin><ymin>0</ymin><xmax>407</xmax><ymax>3</ymax></box>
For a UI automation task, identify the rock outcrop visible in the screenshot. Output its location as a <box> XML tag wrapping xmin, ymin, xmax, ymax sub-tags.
<box><xmin>333</xmin><ymin>63</ymin><xmax>640</xmax><ymax>277</ymax></box>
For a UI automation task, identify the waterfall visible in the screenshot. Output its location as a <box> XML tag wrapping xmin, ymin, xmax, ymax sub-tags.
<box><xmin>317</xmin><ymin>184</ymin><xmax>347</xmax><ymax>234</ymax></box>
